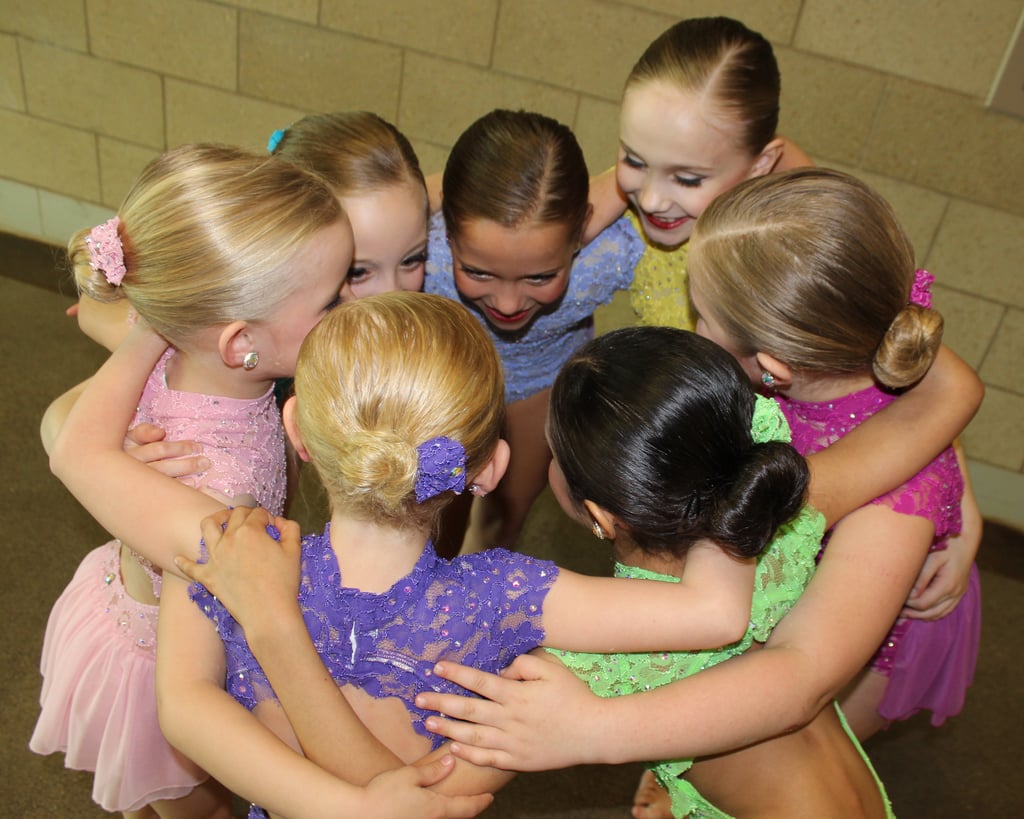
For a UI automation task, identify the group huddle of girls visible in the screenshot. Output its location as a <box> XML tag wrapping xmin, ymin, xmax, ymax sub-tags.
<box><xmin>31</xmin><ymin>16</ymin><xmax>984</xmax><ymax>819</ymax></box>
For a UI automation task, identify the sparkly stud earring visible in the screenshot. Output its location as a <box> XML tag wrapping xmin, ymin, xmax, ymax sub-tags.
<box><xmin>591</xmin><ymin>521</ymin><xmax>606</xmax><ymax>540</ymax></box>
<box><xmin>243</xmin><ymin>351</ymin><xmax>260</xmax><ymax>371</ymax></box>
<box><xmin>469</xmin><ymin>483</ymin><xmax>487</xmax><ymax>497</ymax></box>
<box><xmin>760</xmin><ymin>370</ymin><xmax>775</xmax><ymax>390</ymax></box>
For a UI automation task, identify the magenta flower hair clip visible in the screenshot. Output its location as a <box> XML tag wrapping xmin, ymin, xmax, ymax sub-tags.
<box><xmin>86</xmin><ymin>217</ymin><xmax>127</xmax><ymax>286</ymax></box>
<box><xmin>414</xmin><ymin>436</ymin><xmax>466</xmax><ymax>503</ymax></box>
<box><xmin>909</xmin><ymin>268</ymin><xmax>934</xmax><ymax>309</ymax></box>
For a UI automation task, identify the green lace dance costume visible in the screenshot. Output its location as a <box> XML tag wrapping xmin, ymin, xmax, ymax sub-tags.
<box><xmin>549</xmin><ymin>396</ymin><xmax>894</xmax><ymax>817</ymax></box>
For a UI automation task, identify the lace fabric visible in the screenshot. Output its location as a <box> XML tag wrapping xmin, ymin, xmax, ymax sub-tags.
<box><xmin>551</xmin><ymin>504</ymin><xmax>824</xmax><ymax>814</ymax></box>
<box><xmin>777</xmin><ymin>386</ymin><xmax>963</xmax><ymax>543</ymax></box>
<box><xmin>425</xmin><ymin>213</ymin><xmax>644</xmax><ymax>402</ymax></box>
<box><xmin>192</xmin><ymin>526</ymin><xmax>559</xmax><ymax>747</ymax></box>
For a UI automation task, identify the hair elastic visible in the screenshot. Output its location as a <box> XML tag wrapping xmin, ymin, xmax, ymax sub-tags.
<box><xmin>267</xmin><ymin>128</ymin><xmax>286</xmax><ymax>153</ymax></box>
<box><xmin>909</xmin><ymin>268</ymin><xmax>934</xmax><ymax>309</ymax></box>
<box><xmin>86</xmin><ymin>217</ymin><xmax>127</xmax><ymax>286</ymax></box>
<box><xmin>750</xmin><ymin>394</ymin><xmax>791</xmax><ymax>444</ymax></box>
<box><xmin>414</xmin><ymin>436</ymin><xmax>466</xmax><ymax>502</ymax></box>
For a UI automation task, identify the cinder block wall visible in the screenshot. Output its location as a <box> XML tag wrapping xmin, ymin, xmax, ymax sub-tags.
<box><xmin>2</xmin><ymin>0</ymin><xmax>1022</xmax><ymax>524</ymax></box>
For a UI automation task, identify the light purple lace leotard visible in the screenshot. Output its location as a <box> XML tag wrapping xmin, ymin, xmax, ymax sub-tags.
<box><xmin>778</xmin><ymin>384</ymin><xmax>980</xmax><ymax>725</ymax></box>
<box><xmin>425</xmin><ymin>213</ymin><xmax>644</xmax><ymax>402</ymax></box>
<box><xmin>191</xmin><ymin>526</ymin><xmax>558</xmax><ymax>741</ymax></box>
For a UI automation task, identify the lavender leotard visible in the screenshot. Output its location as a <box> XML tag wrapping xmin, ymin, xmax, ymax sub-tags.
<box><xmin>192</xmin><ymin>528</ymin><xmax>558</xmax><ymax>817</ymax></box>
<box><xmin>425</xmin><ymin>213</ymin><xmax>644</xmax><ymax>402</ymax></box>
<box><xmin>779</xmin><ymin>384</ymin><xmax>979</xmax><ymax>726</ymax></box>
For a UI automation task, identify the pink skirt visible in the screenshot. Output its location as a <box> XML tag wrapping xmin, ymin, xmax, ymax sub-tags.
<box><xmin>877</xmin><ymin>563</ymin><xmax>982</xmax><ymax>726</ymax></box>
<box><xmin>29</xmin><ymin>541</ymin><xmax>206</xmax><ymax>812</ymax></box>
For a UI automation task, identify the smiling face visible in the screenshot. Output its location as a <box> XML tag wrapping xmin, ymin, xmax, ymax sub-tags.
<box><xmin>338</xmin><ymin>181</ymin><xmax>428</xmax><ymax>302</ymax></box>
<box><xmin>448</xmin><ymin>218</ymin><xmax>576</xmax><ymax>333</ymax></box>
<box><xmin>618</xmin><ymin>81</ymin><xmax>769</xmax><ymax>247</ymax></box>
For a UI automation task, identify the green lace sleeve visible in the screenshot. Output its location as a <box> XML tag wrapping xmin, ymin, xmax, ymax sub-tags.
<box><xmin>548</xmin><ymin>504</ymin><xmax>824</xmax><ymax>816</ymax></box>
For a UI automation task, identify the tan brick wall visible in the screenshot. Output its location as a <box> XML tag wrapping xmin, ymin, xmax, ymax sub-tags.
<box><xmin>1</xmin><ymin>0</ymin><xmax>1021</xmax><ymax>516</ymax></box>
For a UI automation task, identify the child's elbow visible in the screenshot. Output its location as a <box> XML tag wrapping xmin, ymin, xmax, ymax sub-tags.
<box><xmin>712</xmin><ymin>605</ymin><xmax>751</xmax><ymax>647</ymax></box>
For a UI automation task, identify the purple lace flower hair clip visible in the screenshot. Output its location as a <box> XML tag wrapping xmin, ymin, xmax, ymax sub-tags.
<box><xmin>910</xmin><ymin>268</ymin><xmax>934</xmax><ymax>309</ymax></box>
<box><xmin>414</xmin><ymin>436</ymin><xmax>466</xmax><ymax>503</ymax></box>
<box><xmin>86</xmin><ymin>216</ymin><xmax>127</xmax><ymax>286</ymax></box>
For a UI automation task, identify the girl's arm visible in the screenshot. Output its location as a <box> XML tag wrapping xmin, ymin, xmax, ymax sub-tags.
<box><xmin>74</xmin><ymin>294</ymin><xmax>136</xmax><ymax>351</ymax></box>
<box><xmin>41</xmin><ymin>377</ymin><xmax>206</xmax><ymax>477</ymax></box>
<box><xmin>806</xmin><ymin>345</ymin><xmax>982</xmax><ymax>527</ymax></box>
<box><xmin>774</xmin><ymin>136</ymin><xmax>814</xmax><ymax>171</ymax></box>
<box><xmin>180</xmin><ymin>509</ymin><xmax>750</xmax><ymax>787</ymax></box>
<box><xmin>48</xmin><ymin>326</ymin><xmax>225</xmax><ymax>571</ymax></box>
<box><xmin>415</xmin><ymin>504</ymin><xmax>934</xmax><ymax>771</ymax></box>
<box><xmin>541</xmin><ymin>540</ymin><xmax>754</xmax><ymax>651</ymax></box>
<box><xmin>583</xmin><ymin>167</ymin><xmax>629</xmax><ymax>244</ymax></box>
<box><xmin>902</xmin><ymin>438</ymin><xmax>981</xmax><ymax>620</ymax></box>
<box><xmin>156</xmin><ymin>575</ymin><xmax>492</xmax><ymax>818</ymax></box>
<box><xmin>183</xmin><ymin>507</ymin><xmax>405</xmax><ymax>784</ymax></box>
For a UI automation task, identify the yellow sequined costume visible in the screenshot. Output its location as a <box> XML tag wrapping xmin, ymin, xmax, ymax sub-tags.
<box><xmin>625</xmin><ymin>210</ymin><xmax>694</xmax><ymax>330</ymax></box>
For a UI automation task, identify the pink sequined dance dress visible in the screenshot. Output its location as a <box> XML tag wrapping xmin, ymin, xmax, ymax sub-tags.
<box><xmin>29</xmin><ymin>349</ymin><xmax>287</xmax><ymax>812</ymax></box>
<box><xmin>778</xmin><ymin>385</ymin><xmax>980</xmax><ymax>726</ymax></box>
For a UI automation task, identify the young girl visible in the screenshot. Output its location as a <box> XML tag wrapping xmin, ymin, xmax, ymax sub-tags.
<box><xmin>51</xmin><ymin>290</ymin><xmax>781</xmax><ymax>817</ymax></box>
<box><xmin>268</xmin><ymin>111</ymin><xmax>429</xmax><ymax>302</ymax></box>
<box><xmin>600</xmin><ymin>14</ymin><xmax>982</xmax><ymax>621</ymax></box>
<box><xmin>687</xmin><ymin>168</ymin><xmax>979</xmax><ymax>741</ymax></box>
<box><xmin>417</xmin><ymin>170</ymin><xmax>980</xmax><ymax>818</ymax></box>
<box><xmin>30</xmin><ymin>143</ymin><xmax>355</xmax><ymax>818</ymax></box>
<box><xmin>42</xmin><ymin>112</ymin><xmax>431</xmax><ymax>493</ymax></box>
<box><xmin>542</xmin><ymin>326</ymin><xmax>891</xmax><ymax>817</ymax></box>
<box><xmin>426</xmin><ymin>108</ymin><xmax>646</xmax><ymax>553</ymax></box>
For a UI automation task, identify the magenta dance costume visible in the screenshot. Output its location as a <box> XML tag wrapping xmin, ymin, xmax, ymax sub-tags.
<box><xmin>778</xmin><ymin>386</ymin><xmax>979</xmax><ymax>726</ymax></box>
<box><xmin>192</xmin><ymin>528</ymin><xmax>558</xmax><ymax>819</ymax></box>
<box><xmin>30</xmin><ymin>348</ymin><xmax>287</xmax><ymax>812</ymax></box>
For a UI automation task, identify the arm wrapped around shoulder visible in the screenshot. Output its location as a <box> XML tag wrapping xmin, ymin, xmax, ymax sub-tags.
<box><xmin>711</xmin><ymin>440</ymin><xmax>809</xmax><ymax>560</ymax></box>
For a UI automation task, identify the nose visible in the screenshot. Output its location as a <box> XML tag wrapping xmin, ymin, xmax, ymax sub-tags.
<box><xmin>492</xmin><ymin>283</ymin><xmax>525</xmax><ymax>316</ymax></box>
<box><xmin>637</xmin><ymin>175</ymin><xmax>668</xmax><ymax>214</ymax></box>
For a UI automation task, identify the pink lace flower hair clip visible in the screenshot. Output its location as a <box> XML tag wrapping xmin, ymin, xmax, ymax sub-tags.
<box><xmin>909</xmin><ymin>268</ymin><xmax>934</xmax><ymax>309</ymax></box>
<box><xmin>86</xmin><ymin>217</ymin><xmax>127</xmax><ymax>286</ymax></box>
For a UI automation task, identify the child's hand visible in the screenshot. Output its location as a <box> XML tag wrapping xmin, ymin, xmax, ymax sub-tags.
<box><xmin>360</xmin><ymin>756</ymin><xmax>493</xmax><ymax>819</ymax></box>
<box><xmin>125</xmin><ymin>422</ymin><xmax>209</xmax><ymax>478</ymax></box>
<box><xmin>418</xmin><ymin>652</ymin><xmax>604</xmax><ymax>772</ymax></box>
<box><xmin>902</xmin><ymin>447</ymin><xmax>982</xmax><ymax>621</ymax></box>
<box><xmin>176</xmin><ymin>507</ymin><xmax>302</xmax><ymax>636</ymax></box>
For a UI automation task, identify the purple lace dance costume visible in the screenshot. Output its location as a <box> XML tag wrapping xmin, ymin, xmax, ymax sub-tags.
<box><xmin>779</xmin><ymin>385</ymin><xmax>980</xmax><ymax>726</ymax></box>
<box><xmin>425</xmin><ymin>213</ymin><xmax>644</xmax><ymax>403</ymax></box>
<box><xmin>192</xmin><ymin>529</ymin><xmax>557</xmax><ymax>819</ymax></box>
<box><xmin>30</xmin><ymin>349</ymin><xmax>287</xmax><ymax>812</ymax></box>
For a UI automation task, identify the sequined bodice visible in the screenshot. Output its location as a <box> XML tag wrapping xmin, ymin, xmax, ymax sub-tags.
<box><xmin>425</xmin><ymin>213</ymin><xmax>643</xmax><ymax>402</ymax></box>
<box><xmin>778</xmin><ymin>385</ymin><xmax>962</xmax><ymax>543</ymax></box>
<box><xmin>192</xmin><ymin>527</ymin><xmax>558</xmax><ymax>748</ymax></box>
<box><xmin>626</xmin><ymin>211</ymin><xmax>695</xmax><ymax>331</ymax></box>
<box><xmin>132</xmin><ymin>349</ymin><xmax>287</xmax><ymax>515</ymax></box>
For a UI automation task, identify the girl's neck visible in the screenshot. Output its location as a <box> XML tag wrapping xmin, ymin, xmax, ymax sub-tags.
<box><xmin>328</xmin><ymin>515</ymin><xmax>431</xmax><ymax>594</ymax></box>
<box><xmin>613</xmin><ymin>539</ymin><xmax>686</xmax><ymax>579</ymax></box>
<box><xmin>164</xmin><ymin>347</ymin><xmax>275</xmax><ymax>400</ymax></box>
<box><xmin>780</xmin><ymin>370</ymin><xmax>875</xmax><ymax>404</ymax></box>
